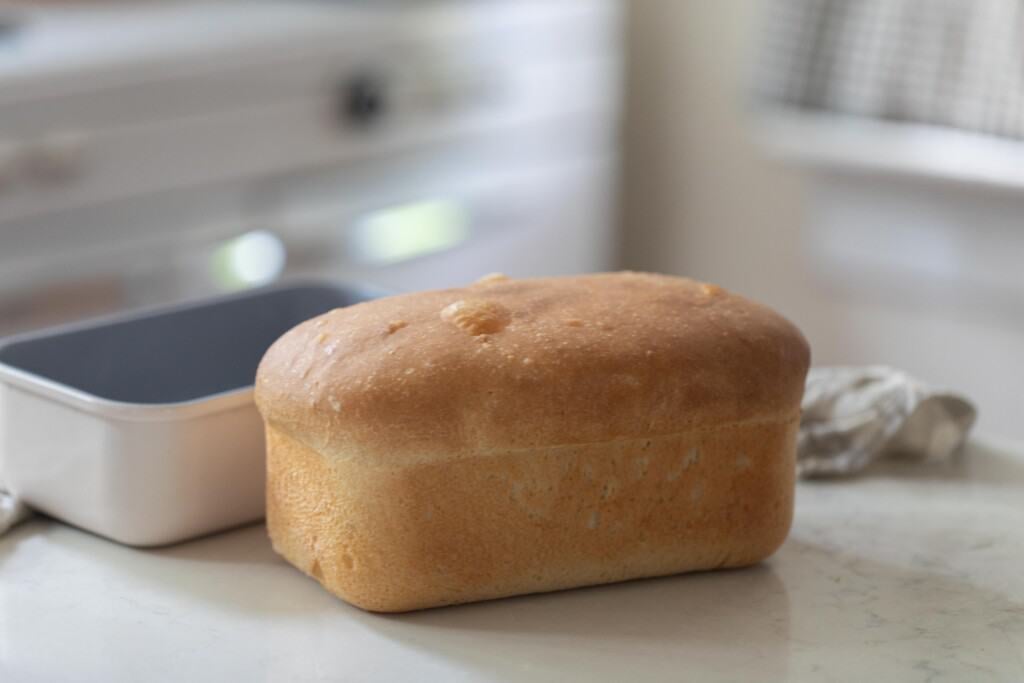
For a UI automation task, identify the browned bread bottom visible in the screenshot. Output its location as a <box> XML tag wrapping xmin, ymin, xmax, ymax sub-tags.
<box><xmin>266</xmin><ymin>415</ymin><xmax>797</xmax><ymax>613</ymax></box>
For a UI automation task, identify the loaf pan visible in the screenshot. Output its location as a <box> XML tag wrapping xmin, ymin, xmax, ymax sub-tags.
<box><xmin>0</xmin><ymin>281</ymin><xmax>380</xmax><ymax>546</ymax></box>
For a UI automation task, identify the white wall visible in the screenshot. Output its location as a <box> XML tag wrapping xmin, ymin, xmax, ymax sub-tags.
<box><xmin>621</xmin><ymin>1</ymin><xmax>806</xmax><ymax>304</ymax></box>
<box><xmin>620</xmin><ymin>0</ymin><xmax>1024</xmax><ymax>440</ymax></box>
<box><xmin>620</xmin><ymin>0</ymin><xmax>846</xmax><ymax>355</ymax></box>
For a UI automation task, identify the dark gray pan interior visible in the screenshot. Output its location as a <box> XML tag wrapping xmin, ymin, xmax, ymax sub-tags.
<box><xmin>0</xmin><ymin>284</ymin><xmax>378</xmax><ymax>404</ymax></box>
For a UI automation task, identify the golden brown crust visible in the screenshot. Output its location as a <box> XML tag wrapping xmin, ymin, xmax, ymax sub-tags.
<box><xmin>259</xmin><ymin>272</ymin><xmax>809</xmax><ymax>611</ymax></box>
<box><xmin>266</xmin><ymin>414</ymin><xmax>798</xmax><ymax>612</ymax></box>
<box><xmin>255</xmin><ymin>272</ymin><xmax>810</xmax><ymax>464</ymax></box>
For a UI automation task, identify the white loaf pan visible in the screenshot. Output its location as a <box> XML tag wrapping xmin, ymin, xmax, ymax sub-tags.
<box><xmin>0</xmin><ymin>281</ymin><xmax>380</xmax><ymax>547</ymax></box>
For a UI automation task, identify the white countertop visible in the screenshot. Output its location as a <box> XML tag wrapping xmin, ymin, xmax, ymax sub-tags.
<box><xmin>3</xmin><ymin>439</ymin><xmax>1024</xmax><ymax>682</ymax></box>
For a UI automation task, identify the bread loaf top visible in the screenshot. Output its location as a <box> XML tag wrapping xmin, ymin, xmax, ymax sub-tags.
<box><xmin>255</xmin><ymin>272</ymin><xmax>810</xmax><ymax>464</ymax></box>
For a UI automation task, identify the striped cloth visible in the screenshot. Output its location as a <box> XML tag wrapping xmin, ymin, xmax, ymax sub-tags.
<box><xmin>751</xmin><ymin>0</ymin><xmax>1024</xmax><ymax>139</ymax></box>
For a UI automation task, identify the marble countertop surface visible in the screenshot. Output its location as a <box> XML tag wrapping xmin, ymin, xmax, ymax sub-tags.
<box><xmin>2</xmin><ymin>439</ymin><xmax>1023</xmax><ymax>682</ymax></box>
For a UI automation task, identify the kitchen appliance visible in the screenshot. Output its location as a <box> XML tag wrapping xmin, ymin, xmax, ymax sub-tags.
<box><xmin>0</xmin><ymin>0</ymin><xmax>622</xmax><ymax>335</ymax></box>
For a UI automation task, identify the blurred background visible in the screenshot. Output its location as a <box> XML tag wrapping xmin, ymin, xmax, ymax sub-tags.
<box><xmin>0</xmin><ymin>0</ymin><xmax>1021</xmax><ymax>439</ymax></box>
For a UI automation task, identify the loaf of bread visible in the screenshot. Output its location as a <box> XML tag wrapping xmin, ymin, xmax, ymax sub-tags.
<box><xmin>255</xmin><ymin>272</ymin><xmax>810</xmax><ymax>612</ymax></box>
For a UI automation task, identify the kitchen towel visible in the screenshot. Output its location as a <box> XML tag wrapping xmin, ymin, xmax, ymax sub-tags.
<box><xmin>798</xmin><ymin>366</ymin><xmax>977</xmax><ymax>477</ymax></box>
